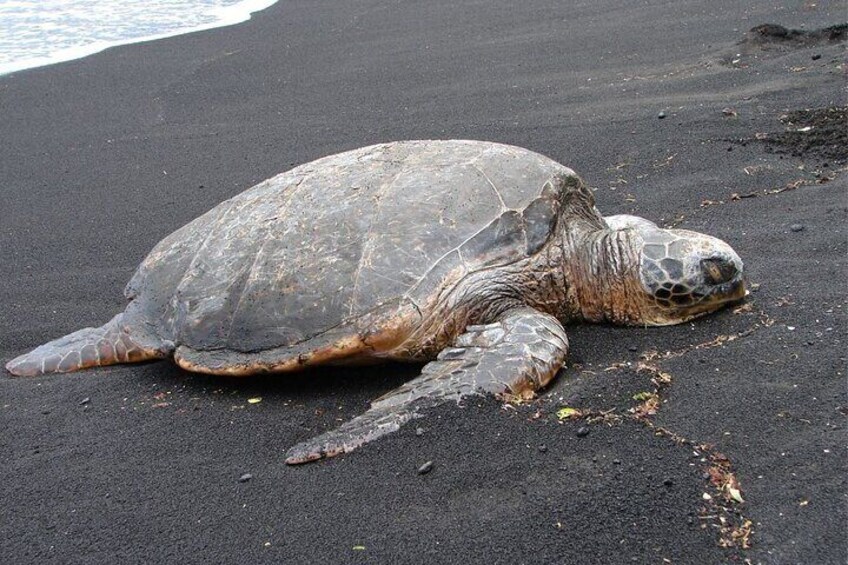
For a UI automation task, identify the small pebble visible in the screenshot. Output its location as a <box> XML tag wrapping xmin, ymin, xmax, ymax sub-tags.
<box><xmin>628</xmin><ymin>346</ymin><xmax>638</xmax><ymax>352</ymax></box>
<box><xmin>79</xmin><ymin>397</ymin><xmax>90</xmax><ymax>405</ymax></box>
<box><xmin>238</xmin><ymin>473</ymin><xmax>253</xmax><ymax>483</ymax></box>
<box><xmin>811</xmin><ymin>54</ymin><xmax>821</xmax><ymax>60</ymax></box>
<box><xmin>415</xmin><ymin>427</ymin><xmax>425</xmax><ymax>437</ymax></box>
<box><xmin>417</xmin><ymin>461</ymin><xmax>434</xmax><ymax>475</ymax></box>
<box><xmin>702</xmin><ymin>472</ymin><xmax>711</xmax><ymax>480</ymax></box>
<box><xmin>576</xmin><ymin>426</ymin><xmax>590</xmax><ymax>438</ymax></box>
<box><xmin>663</xmin><ymin>478</ymin><xmax>674</xmax><ymax>487</ymax></box>
<box><xmin>613</xmin><ymin>459</ymin><xmax>621</xmax><ymax>465</ymax></box>
<box><xmin>657</xmin><ymin>111</ymin><xmax>666</xmax><ymax>119</ymax></box>
<box><xmin>538</xmin><ymin>444</ymin><xmax>548</xmax><ymax>453</ymax></box>
<box><xmin>790</xmin><ymin>224</ymin><xmax>805</xmax><ymax>232</ymax></box>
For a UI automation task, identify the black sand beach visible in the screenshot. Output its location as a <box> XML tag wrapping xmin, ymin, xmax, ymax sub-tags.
<box><xmin>1</xmin><ymin>1</ymin><xmax>845</xmax><ymax>563</ymax></box>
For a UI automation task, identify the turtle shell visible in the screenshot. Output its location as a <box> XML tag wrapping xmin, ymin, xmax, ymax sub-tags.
<box><xmin>124</xmin><ymin>140</ymin><xmax>577</xmax><ymax>352</ymax></box>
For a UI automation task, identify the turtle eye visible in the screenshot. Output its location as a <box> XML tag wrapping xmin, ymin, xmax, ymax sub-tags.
<box><xmin>701</xmin><ymin>258</ymin><xmax>737</xmax><ymax>285</ymax></box>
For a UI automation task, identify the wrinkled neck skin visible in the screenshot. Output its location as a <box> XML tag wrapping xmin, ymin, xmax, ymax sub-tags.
<box><xmin>525</xmin><ymin>227</ymin><xmax>646</xmax><ymax>326</ymax></box>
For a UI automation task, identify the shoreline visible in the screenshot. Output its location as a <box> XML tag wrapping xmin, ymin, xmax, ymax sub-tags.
<box><xmin>0</xmin><ymin>0</ymin><xmax>278</xmax><ymax>76</ymax></box>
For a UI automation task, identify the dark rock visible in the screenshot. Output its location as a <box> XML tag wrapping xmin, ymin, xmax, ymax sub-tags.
<box><xmin>576</xmin><ymin>426</ymin><xmax>590</xmax><ymax>438</ymax></box>
<box><xmin>417</xmin><ymin>461</ymin><xmax>434</xmax><ymax>475</ymax></box>
<box><xmin>238</xmin><ymin>473</ymin><xmax>253</xmax><ymax>483</ymax></box>
<box><xmin>812</xmin><ymin>54</ymin><xmax>821</xmax><ymax>60</ymax></box>
<box><xmin>658</xmin><ymin>111</ymin><xmax>666</xmax><ymax>119</ymax></box>
<box><xmin>538</xmin><ymin>444</ymin><xmax>548</xmax><ymax>453</ymax></box>
<box><xmin>613</xmin><ymin>459</ymin><xmax>621</xmax><ymax>465</ymax></box>
<box><xmin>790</xmin><ymin>224</ymin><xmax>805</xmax><ymax>232</ymax></box>
<box><xmin>663</xmin><ymin>478</ymin><xmax>674</xmax><ymax>487</ymax></box>
<box><xmin>415</xmin><ymin>427</ymin><xmax>425</xmax><ymax>436</ymax></box>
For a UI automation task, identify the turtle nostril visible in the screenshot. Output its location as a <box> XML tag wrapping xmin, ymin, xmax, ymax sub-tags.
<box><xmin>701</xmin><ymin>258</ymin><xmax>737</xmax><ymax>285</ymax></box>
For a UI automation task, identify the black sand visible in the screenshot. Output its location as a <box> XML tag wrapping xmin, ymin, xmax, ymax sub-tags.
<box><xmin>1</xmin><ymin>1</ymin><xmax>845</xmax><ymax>563</ymax></box>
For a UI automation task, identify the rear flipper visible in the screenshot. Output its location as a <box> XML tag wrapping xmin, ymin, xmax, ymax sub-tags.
<box><xmin>5</xmin><ymin>314</ymin><xmax>172</xmax><ymax>377</ymax></box>
<box><xmin>285</xmin><ymin>306</ymin><xmax>569</xmax><ymax>464</ymax></box>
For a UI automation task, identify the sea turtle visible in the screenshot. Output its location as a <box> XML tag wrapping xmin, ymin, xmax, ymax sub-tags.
<box><xmin>5</xmin><ymin>140</ymin><xmax>746</xmax><ymax>464</ymax></box>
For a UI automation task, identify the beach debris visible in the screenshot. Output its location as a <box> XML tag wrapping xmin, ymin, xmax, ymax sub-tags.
<box><xmin>790</xmin><ymin>224</ymin><xmax>805</xmax><ymax>232</ymax></box>
<box><xmin>657</xmin><ymin>111</ymin><xmax>666</xmax><ymax>119</ymax></box>
<box><xmin>728</xmin><ymin>486</ymin><xmax>745</xmax><ymax>503</ymax></box>
<box><xmin>417</xmin><ymin>461</ymin><xmax>434</xmax><ymax>475</ymax></box>
<box><xmin>722</xmin><ymin>107</ymin><xmax>738</xmax><ymax>117</ymax></box>
<box><xmin>728</xmin><ymin>519</ymin><xmax>753</xmax><ymax>549</ymax></box>
<box><xmin>238</xmin><ymin>473</ymin><xmax>253</xmax><ymax>483</ymax></box>
<box><xmin>247</xmin><ymin>397</ymin><xmax>262</xmax><ymax>404</ymax></box>
<box><xmin>557</xmin><ymin>407</ymin><xmax>583</xmax><ymax>420</ymax></box>
<box><xmin>415</xmin><ymin>427</ymin><xmax>425</xmax><ymax>436</ymax></box>
<box><xmin>79</xmin><ymin>397</ymin><xmax>90</xmax><ymax>405</ymax></box>
<box><xmin>352</xmin><ymin>545</ymin><xmax>366</xmax><ymax>551</ymax></box>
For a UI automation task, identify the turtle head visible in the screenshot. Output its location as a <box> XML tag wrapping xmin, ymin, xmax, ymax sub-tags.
<box><xmin>604</xmin><ymin>215</ymin><xmax>746</xmax><ymax>325</ymax></box>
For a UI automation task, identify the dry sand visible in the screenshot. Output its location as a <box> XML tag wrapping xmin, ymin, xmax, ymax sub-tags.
<box><xmin>1</xmin><ymin>1</ymin><xmax>845</xmax><ymax>563</ymax></box>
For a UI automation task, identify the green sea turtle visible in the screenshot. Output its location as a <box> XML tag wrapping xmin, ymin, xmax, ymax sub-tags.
<box><xmin>5</xmin><ymin>140</ymin><xmax>746</xmax><ymax>464</ymax></box>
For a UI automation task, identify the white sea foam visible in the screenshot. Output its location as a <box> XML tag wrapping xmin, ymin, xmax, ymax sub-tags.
<box><xmin>0</xmin><ymin>0</ymin><xmax>278</xmax><ymax>76</ymax></box>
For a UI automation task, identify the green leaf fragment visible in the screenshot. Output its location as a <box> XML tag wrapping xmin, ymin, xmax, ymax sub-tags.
<box><xmin>557</xmin><ymin>407</ymin><xmax>582</xmax><ymax>420</ymax></box>
<box><xmin>632</xmin><ymin>392</ymin><xmax>655</xmax><ymax>401</ymax></box>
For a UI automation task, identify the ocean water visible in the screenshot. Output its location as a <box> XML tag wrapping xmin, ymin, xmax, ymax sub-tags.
<box><xmin>0</xmin><ymin>0</ymin><xmax>278</xmax><ymax>75</ymax></box>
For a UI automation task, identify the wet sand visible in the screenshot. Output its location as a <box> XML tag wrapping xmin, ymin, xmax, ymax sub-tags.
<box><xmin>1</xmin><ymin>1</ymin><xmax>845</xmax><ymax>563</ymax></box>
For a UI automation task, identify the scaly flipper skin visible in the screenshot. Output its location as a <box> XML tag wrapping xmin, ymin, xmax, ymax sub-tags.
<box><xmin>5</xmin><ymin>314</ymin><xmax>172</xmax><ymax>377</ymax></box>
<box><xmin>285</xmin><ymin>307</ymin><xmax>569</xmax><ymax>464</ymax></box>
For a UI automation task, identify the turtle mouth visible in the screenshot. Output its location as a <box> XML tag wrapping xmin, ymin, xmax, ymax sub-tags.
<box><xmin>683</xmin><ymin>277</ymin><xmax>748</xmax><ymax>317</ymax></box>
<box><xmin>645</xmin><ymin>277</ymin><xmax>747</xmax><ymax>325</ymax></box>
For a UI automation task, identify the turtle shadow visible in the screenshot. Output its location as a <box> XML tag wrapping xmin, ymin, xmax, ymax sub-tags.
<box><xmin>146</xmin><ymin>357</ymin><xmax>422</xmax><ymax>402</ymax></box>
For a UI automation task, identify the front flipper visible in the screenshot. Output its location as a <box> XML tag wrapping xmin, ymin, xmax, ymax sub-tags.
<box><xmin>285</xmin><ymin>307</ymin><xmax>569</xmax><ymax>464</ymax></box>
